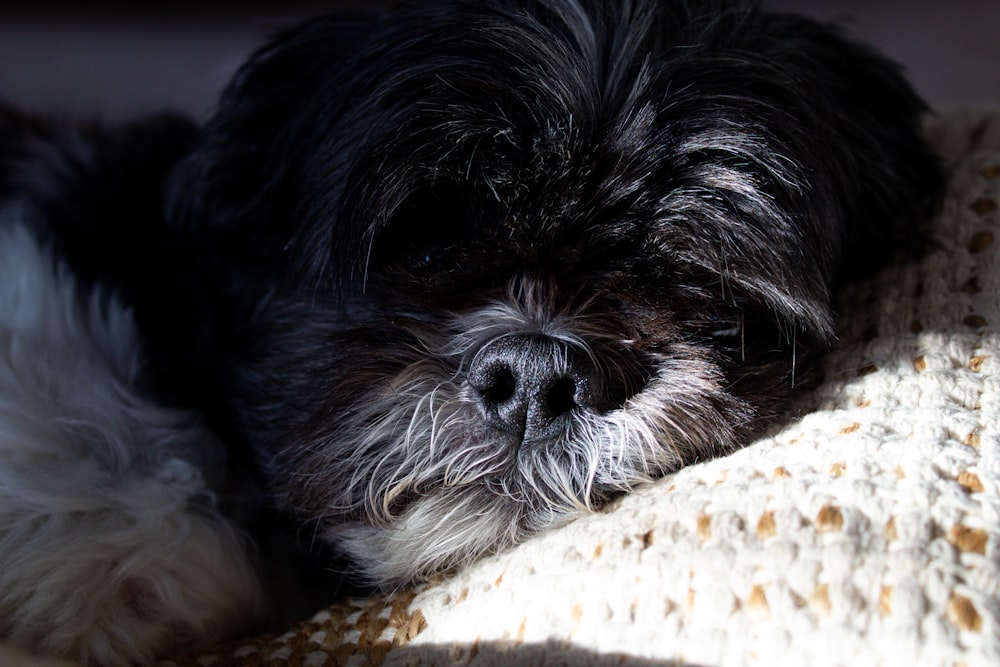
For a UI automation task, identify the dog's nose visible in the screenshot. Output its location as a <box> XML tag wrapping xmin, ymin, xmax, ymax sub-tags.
<box><xmin>468</xmin><ymin>334</ymin><xmax>600</xmax><ymax>443</ymax></box>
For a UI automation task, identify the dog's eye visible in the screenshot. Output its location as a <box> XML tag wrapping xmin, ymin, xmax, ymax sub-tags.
<box><xmin>370</xmin><ymin>186</ymin><xmax>469</xmax><ymax>272</ymax></box>
<box><xmin>377</xmin><ymin>221</ymin><xmax>454</xmax><ymax>271</ymax></box>
<box><xmin>708</xmin><ymin>315</ymin><xmax>741</xmax><ymax>338</ymax></box>
<box><xmin>703</xmin><ymin>312</ymin><xmax>744</xmax><ymax>339</ymax></box>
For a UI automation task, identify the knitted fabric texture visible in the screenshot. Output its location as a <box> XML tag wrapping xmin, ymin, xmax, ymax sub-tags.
<box><xmin>12</xmin><ymin>110</ymin><xmax>1000</xmax><ymax>667</ymax></box>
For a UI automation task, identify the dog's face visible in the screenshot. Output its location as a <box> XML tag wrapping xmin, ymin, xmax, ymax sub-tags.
<box><xmin>169</xmin><ymin>0</ymin><xmax>940</xmax><ymax>583</ymax></box>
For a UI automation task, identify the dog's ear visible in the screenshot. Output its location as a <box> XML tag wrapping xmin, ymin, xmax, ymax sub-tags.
<box><xmin>166</xmin><ymin>13</ymin><xmax>377</xmax><ymax>271</ymax></box>
<box><xmin>752</xmin><ymin>12</ymin><xmax>944</xmax><ymax>280</ymax></box>
<box><xmin>647</xmin><ymin>9</ymin><xmax>942</xmax><ymax>342</ymax></box>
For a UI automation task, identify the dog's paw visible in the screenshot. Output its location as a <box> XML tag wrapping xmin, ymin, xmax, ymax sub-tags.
<box><xmin>0</xmin><ymin>465</ymin><xmax>264</xmax><ymax>666</ymax></box>
<box><xmin>0</xmin><ymin>222</ymin><xmax>264</xmax><ymax>665</ymax></box>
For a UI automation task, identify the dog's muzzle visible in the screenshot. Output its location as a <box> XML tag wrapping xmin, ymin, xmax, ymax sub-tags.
<box><xmin>468</xmin><ymin>334</ymin><xmax>601</xmax><ymax>445</ymax></box>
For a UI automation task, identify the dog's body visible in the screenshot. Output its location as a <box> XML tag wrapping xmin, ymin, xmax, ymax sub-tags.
<box><xmin>0</xmin><ymin>0</ymin><xmax>942</xmax><ymax>663</ymax></box>
<box><xmin>0</xmin><ymin>115</ymin><xmax>265</xmax><ymax>663</ymax></box>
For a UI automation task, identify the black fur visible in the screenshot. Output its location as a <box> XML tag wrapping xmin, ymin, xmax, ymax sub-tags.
<box><xmin>3</xmin><ymin>0</ymin><xmax>943</xmax><ymax>588</ymax></box>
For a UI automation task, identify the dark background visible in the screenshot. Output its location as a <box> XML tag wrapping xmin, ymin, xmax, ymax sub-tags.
<box><xmin>1</xmin><ymin>1</ymin><xmax>996</xmax><ymax>122</ymax></box>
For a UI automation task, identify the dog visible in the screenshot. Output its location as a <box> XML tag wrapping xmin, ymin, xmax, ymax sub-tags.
<box><xmin>0</xmin><ymin>0</ymin><xmax>942</xmax><ymax>663</ymax></box>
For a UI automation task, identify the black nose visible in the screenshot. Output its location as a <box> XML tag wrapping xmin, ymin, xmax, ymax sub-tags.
<box><xmin>468</xmin><ymin>334</ymin><xmax>601</xmax><ymax>444</ymax></box>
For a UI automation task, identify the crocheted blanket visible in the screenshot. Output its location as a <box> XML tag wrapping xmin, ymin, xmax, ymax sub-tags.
<box><xmin>11</xmin><ymin>110</ymin><xmax>1000</xmax><ymax>667</ymax></box>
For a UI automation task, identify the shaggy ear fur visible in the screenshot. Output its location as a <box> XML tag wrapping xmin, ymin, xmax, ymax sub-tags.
<box><xmin>628</xmin><ymin>9</ymin><xmax>945</xmax><ymax>351</ymax></box>
<box><xmin>745</xmin><ymin>10</ymin><xmax>943</xmax><ymax>276</ymax></box>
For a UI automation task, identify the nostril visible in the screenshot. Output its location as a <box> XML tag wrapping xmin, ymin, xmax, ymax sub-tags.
<box><xmin>481</xmin><ymin>366</ymin><xmax>517</xmax><ymax>405</ymax></box>
<box><xmin>545</xmin><ymin>376</ymin><xmax>579</xmax><ymax>416</ymax></box>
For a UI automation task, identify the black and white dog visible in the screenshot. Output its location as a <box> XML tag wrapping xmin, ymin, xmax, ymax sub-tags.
<box><xmin>0</xmin><ymin>0</ymin><xmax>942</xmax><ymax>663</ymax></box>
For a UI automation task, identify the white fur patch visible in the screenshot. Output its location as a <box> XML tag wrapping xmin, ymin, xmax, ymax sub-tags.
<box><xmin>0</xmin><ymin>219</ymin><xmax>263</xmax><ymax>665</ymax></box>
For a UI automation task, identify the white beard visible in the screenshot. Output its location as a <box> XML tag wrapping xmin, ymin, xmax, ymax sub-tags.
<box><xmin>304</xmin><ymin>277</ymin><xmax>743</xmax><ymax>585</ymax></box>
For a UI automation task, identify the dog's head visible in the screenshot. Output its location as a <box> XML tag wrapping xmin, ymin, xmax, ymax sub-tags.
<box><xmin>169</xmin><ymin>0</ymin><xmax>941</xmax><ymax>583</ymax></box>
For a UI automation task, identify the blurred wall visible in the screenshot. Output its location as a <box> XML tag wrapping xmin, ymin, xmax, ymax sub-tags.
<box><xmin>0</xmin><ymin>2</ymin><xmax>995</xmax><ymax>122</ymax></box>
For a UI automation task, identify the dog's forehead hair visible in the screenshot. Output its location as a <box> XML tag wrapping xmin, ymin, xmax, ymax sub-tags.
<box><xmin>352</xmin><ymin>145</ymin><xmax>645</xmax><ymax>290</ymax></box>
<box><xmin>373</xmin><ymin>172</ymin><xmax>647</xmax><ymax>279</ymax></box>
<box><xmin>333</xmin><ymin>4</ymin><xmax>677</xmax><ymax>262</ymax></box>
<box><xmin>361</xmin><ymin>108</ymin><xmax>657</xmax><ymax>262</ymax></box>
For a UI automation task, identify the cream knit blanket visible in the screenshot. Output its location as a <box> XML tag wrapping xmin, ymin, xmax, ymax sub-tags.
<box><xmin>368</xmin><ymin>110</ymin><xmax>1000</xmax><ymax>667</ymax></box>
<box><xmin>14</xmin><ymin>110</ymin><xmax>1000</xmax><ymax>667</ymax></box>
